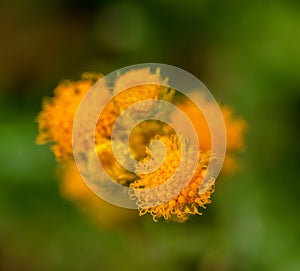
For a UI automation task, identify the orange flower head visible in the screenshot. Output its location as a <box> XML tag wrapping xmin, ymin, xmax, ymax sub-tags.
<box><xmin>113</xmin><ymin>68</ymin><xmax>173</xmax><ymax>113</ymax></box>
<box><xmin>130</xmin><ymin>135</ymin><xmax>214</xmax><ymax>222</ymax></box>
<box><xmin>37</xmin><ymin>68</ymin><xmax>247</xmax><ymax>224</ymax></box>
<box><xmin>171</xmin><ymin>96</ymin><xmax>247</xmax><ymax>174</ymax></box>
<box><xmin>36</xmin><ymin>72</ymin><xmax>118</xmax><ymax>160</ymax></box>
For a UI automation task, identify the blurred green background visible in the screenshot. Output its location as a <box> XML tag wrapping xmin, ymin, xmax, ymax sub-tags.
<box><xmin>0</xmin><ymin>0</ymin><xmax>299</xmax><ymax>270</ymax></box>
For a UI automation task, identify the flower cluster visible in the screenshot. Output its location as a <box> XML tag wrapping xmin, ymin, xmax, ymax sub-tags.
<box><xmin>37</xmin><ymin>68</ymin><xmax>246</xmax><ymax>223</ymax></box>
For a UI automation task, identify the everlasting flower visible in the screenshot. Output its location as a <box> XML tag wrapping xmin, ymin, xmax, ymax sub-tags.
<box><xmin>113</xmin><ymin>68</ymin><xmax>174</xmax><ymax>116</ymax></box>
<box><xmin>171</xmin><ymin>97</ymin><xmax>247</xmax><ymax>174</ymax></box>
<box><xmin>130</xmin><ymin>135</ymin><xmax>215</xmax><ymax>222</ymax></box>
<box><xmin>113</xmin><ymin>68</ymin><xmax>161</xmax><ymax>114</ymax></box>
<box><xmin>36</xmin><ymin>72</ymin><xmax>118</xmax><ymax>160</ymax></box>
<box><xmin>37</xmin><ymin>68</ymin><xmax>247</xmax><ymax>224</ymax></box>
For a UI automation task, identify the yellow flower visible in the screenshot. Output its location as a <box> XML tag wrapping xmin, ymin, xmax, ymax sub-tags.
<box><xmin>171</xmin><ymin>98</ymin><xmax>247</xmax><ymax>174</ymax></box>
<box><xmin>36</xmin><ymin>72</ymin><xmax>118</xmax><ymax>160</ymax></box>
<box><xmin>37</xmin><ymin>69</ymin><xmax>174</xmax><ymax>161</ymax></box>
<box><xmin>113</xmin><ymin>68</ymin><xmax>173</xmax><ymax>114</ymax></box>
<box><xmin>130</xmin><ymin>135</ymin><xmax>214</xmax><ymax>222</ymax></box>
<box><xmin>37</xmin><ymin>68</ymin><xmax>247</xmax><ymax>223</ymax></box>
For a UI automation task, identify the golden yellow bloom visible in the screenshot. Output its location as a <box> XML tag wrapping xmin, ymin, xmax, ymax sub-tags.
<box><xmin>37</xmin><ymin>69</ymin><xmax>174</xmax><ymax>161</ymax></box>
<box><xmin>113</xmin><ymin>68</ymin><xmax>161</xmax><ymax>113</ymax></box>
<box><xmin>130</xmin><ymin>135</ymin><xmax>214</xmax><ymax>222</ymax></box>
<box><xmin>36</xmin><ymin>72</ymin><xmax>118</xmax><ymax>160</ymax></box>
<box><xmin>113</xmin><ymin>68</ymin><xmax>173</xmax><ymax>114</ymax></box>
<box><xmin>37</xmin><ymin>68</ymin><xmax>247</xmax><ymax>224</ymax></box>
<box><xmin>171</xmin><ymin>98</ymin><xmax>247</xmax><ymax>173</ymax></box>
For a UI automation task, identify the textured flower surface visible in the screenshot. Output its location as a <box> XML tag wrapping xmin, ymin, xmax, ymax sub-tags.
<box><xmin>36</xmin><ymin>68</ymin><xmax>246</xmax><ymax>224</ymax></box>
<box><xmin>36</xmin><ymin>72</ymin><xmax>117</xmax><ymax>160</ymax></box>
<box><xmin>171</xmin><ymin>97</ymin><xmax>247</xmax><ymax>174</ymax></box>
<box><xmin>113</xmin><ymin>68</ymin><xmax>163</xmax><ymax>112</ymax></box>
<box><xmin>130</xmin><ymin>135</ymin><xmax>214</xmax><ymax>222</ymax></box>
